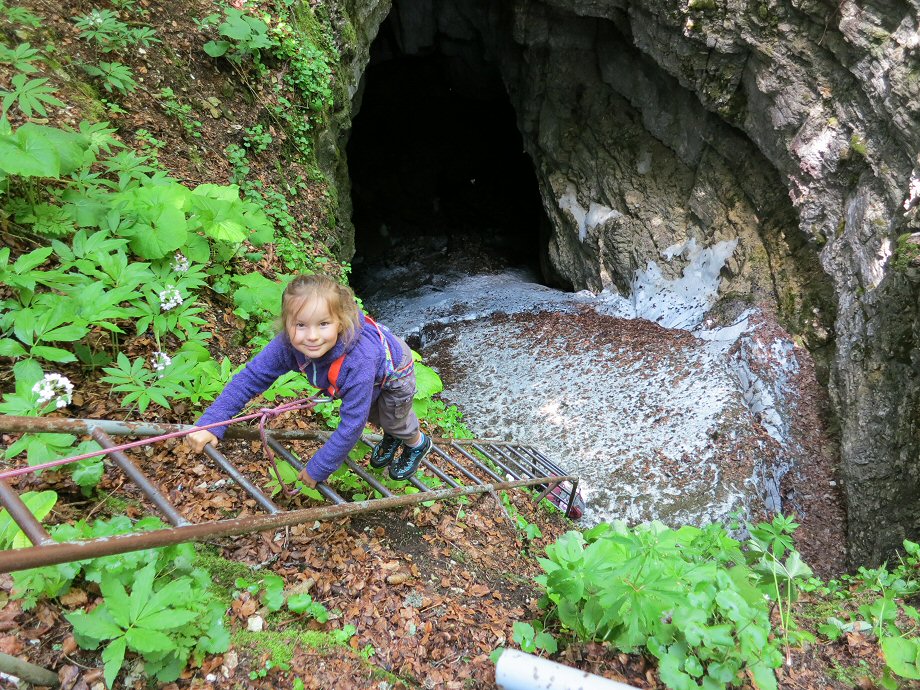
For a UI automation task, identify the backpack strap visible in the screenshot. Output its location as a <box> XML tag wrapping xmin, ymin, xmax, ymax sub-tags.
<box><xmin>326</xmin><ymin>355</ymin><xmax>345</xmax><ymax>397</ymax></box>
<box><xmin>324</xmin><ymin>314</ymin><xmax>413</xmax><ymax>397</ymax></box>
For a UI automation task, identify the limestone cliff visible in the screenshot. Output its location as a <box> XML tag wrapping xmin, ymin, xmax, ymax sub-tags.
<box><xmin>330</xmin><ymin>0</ymin><xmax>920</xmax><ymax>565</ymax></box>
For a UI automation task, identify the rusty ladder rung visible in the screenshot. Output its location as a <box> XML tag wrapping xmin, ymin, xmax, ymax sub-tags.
<box><xmin>203</xmin><ymin>444</ymin><xmax>280</xmax><ymax>514</ymax></box>
<box><xmin>92</xmin><ymin>429</ymin><xmax>190</xmax><ymax>527</ymax></box>
<box><xmin>432</xmin><ymin>444</ymin><xmax>483</xmax><ymax>485</ymax></box>
<box><xmin>472</xmin><ymin>442</ymin><xmax>527</xmax><ymax>481</ymax></box>
<box><xmin>0</xmin><ymin>480</ymin><xmax>53</xmax><ymax>546</ymax></box>
<box><xmin>450</xmin><ymin>442</ymin><xmax>504</xmax><ymax>483</ymax></box>
<box><xmin>264</xmin><ymin>435</ymin><xmax>346</xmax><ymax>505</ymax></box>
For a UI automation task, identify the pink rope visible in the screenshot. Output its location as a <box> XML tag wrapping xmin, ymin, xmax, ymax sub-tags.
<box><xmin>0</xmin><ymin>397</ymin><xmax>323</xmax><ymax>482</ymax></box>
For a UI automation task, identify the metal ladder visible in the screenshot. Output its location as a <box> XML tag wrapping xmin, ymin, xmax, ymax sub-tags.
<box><xmin>0</xmin><ymin>416</ymin><xmax>580</xmax><ymax>573</ymax></box>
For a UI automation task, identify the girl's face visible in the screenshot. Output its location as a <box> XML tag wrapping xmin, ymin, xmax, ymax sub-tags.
<box><xmin>288</xmin><ymin>297</ymin><xmax>341</xmax><ymax>359</ymax></box>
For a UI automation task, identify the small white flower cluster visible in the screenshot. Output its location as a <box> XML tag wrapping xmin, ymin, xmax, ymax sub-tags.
<box><xmin>171</xmin><ymin>251</ymin><xmax>190</xmax><ymax>273</ymax></box>
<box><xmin>158</xmin><ymin>285</ymin><xmax>183</xmax><ymax>311</ymax></box>
<box><xmin>904</xmin><ymin>173</ymin><xmax>920</xmax><ymax>211</ymax></box>
<box><xmin>32</xmin><ymin>373</ymin><xmax>74</xmax><ymax>409</ymax></box>
<box><xmin>151</xmin><ymin>351</ymin><xmax>172</xmax><ymax>376</ymax></box>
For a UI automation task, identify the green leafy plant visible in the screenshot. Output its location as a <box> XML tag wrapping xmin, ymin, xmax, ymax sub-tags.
<box><xmin>72</xmin><ymin>10</ymin><xmax>159</xmax><ymax>52</ymax></box>
<box><xmin>745</xmin><ymin>514</ymin><xmax>815</xmax><ymax>649</ymax></box>
<box><xmin>157</xmin><ymin>88</ymin><xmax>202</xmax><ymax>139</ymax></box>
<box><xmin>0</xmin><ymin>74</ymin><xmax>65</xmax><ymax>117</ymax></box>
<box><xmin>64</xmin><ymin>557</ymin><xmax>227</xmax><ymax>686</ymax></box>
<box><xmin>242</xmin><ymin>123</ymin><xmax>272</xmax><ymax>154</ymax></box>
<box><xmin>1</xmin><ymin>4</ymin><xmax>41</xmax><ymax>27</ymax></box>
<box><xmin>202</xmin><ymin>8</ymin><xmax>272</xmax><ymax>68</ymax></box>
<box><xmin>502</xmin><ymin>492</ymin><xmax>543</xmax><ymax>541</ymax></box>
<box><xmin>82</xmin><ymin>61</ymin><xmax>137</xmax><ymax>94</ymax></box>
<box><xmin>269</xmin><ymin>16</ymin><xmax>333</xmax><ymax>113</ymax></box>
<box><xmin>512</xmin><ymin>621</ymin><xmax>557</xmax><ymax>655</ymax></box>
<box><xmin>0</xmin><ymin>42</ymin><xmax>42</xmax><ymax>72</ymax></box>
<box><xmin>533</xmin><ymin>521</ymin><xmax>784</xmax><ymax>690</ymax></box>
<box><xmin>234</xmin><ymin>574</ymin><xmax>329</xmax><ymax>622</ymax></box>
<box><xmin>15</xmin><ymin>517</ymin><xmax>228</xmax><ymax>685</ymax></box>
<box><xmin>0</xmin><ymin>490</ymin><xmax>56</xmax><ymax>548</ymax></box>
<box><xmin>100</xmin><ymin>352</ymin><xmax>186</xmax><ymax>413</ymax></box>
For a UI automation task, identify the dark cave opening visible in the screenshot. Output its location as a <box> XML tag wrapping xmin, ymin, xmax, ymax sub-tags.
<box><xmin>346</xmin><ymin>15</ymin><xmax>553</xmax><ymax>292</ymax></box>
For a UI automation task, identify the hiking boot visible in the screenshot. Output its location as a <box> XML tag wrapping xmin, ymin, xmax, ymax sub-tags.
<box><xmin>389</xmin><ymin>434</ymin><xmax>431</xmax><ymax>481</ymax></box>
<box><xmin>370</xmin><ymin>434</ymin><xmax>403</xmax><ymax>469</ymax></box>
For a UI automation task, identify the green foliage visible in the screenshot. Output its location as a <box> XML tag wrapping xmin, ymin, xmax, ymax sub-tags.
<box><xmin>234</xmin><ymin>575</ymin><xmax>329</xmax><ymax>622</ymax></box>
<box><xmin>0</xmin><ymin>42</ymin><xmax>43</xmax><ymax>72</ymax></box>
<box><xmin>894</xmin><ymin>234</ymin><xmax>920</xmax><ymax>271</ymax></box>
<box><xmin>746</xmin><ymin>514</ymin><xmax>814</xmax><ymax>648</ymax></box>
<box><xmin>1</xmin><ymin>74</ymin><xmax>65</xmax><ymax>118</ymax></box>
<box><xmin>0</xmin><ymin>490</ymin><xmax>56</xmax><ymax>548</ymax></box>
<box><xmin>512</xmin><ymin>621</ymin><xmax>557</xmax><ymax>655</ymax></box>
<box><xmin>0</xmin><ymin>122</ymin><xmax>89</xmax><ymax>178</ymax></box>
<box><xmin>0</xmin><ymin>118</ymin><xmax>276</xmax><ymax>423</ymax></box>
<box><xmin>157</xmin><ymin>88</ymin><xmax>202</xmax><ymax>139</ymax></box>
<box><xmin>14</xmin><ymin>516</ymin><xmax>229</xmax><ymax>687</ymax></box>
<box><xmin>81</xmin><ymin>61</ymin><xmax>137</xmax><ymax>94</ymax></box>
<box><xmin>269</xmin><ymin>14</ymin><xmax>333</xmax><ymax>113</ymax></box>
<box><xmin>849</xmin><ymin>133</ymin><xmax>868</xmax><ymax>157</ymax></box>
<box><xmin>243</xmin><ymin>123</ymin><xmax>272</xmax><ymax>154</ymax></box>
<box><xmin>502</xmin><ymin>491</ymin><xmax>543</xmax><ymax>541</ymax></box>
<box><xmin>203</xmin><ymin>8</ymin><xmax>272</xmax><ymax>68</ymax></box>
<box><xmin>813</xmin><ymin>539</ymin><xmax>920</xmax><ymax>685</ymax></box>
<box><xmin>0</xmin><ymin>4</ymin><xmax>41</xmax><ymax>27</ymax></box>
<box><xmin>533</xmin><ymin>521</ymin><xmax>785</xmax><ymax>690</ymax></box>
<box><xmin>72</xmin><ymin>10</ymin><xmax>159</xmax><ymax>53</ymax></box>
<box><xmin>231</xmin><ymin>270</ymin><xmax>290</xmax><ymax>337</ymax></box>
<box><xmin>101</xmin><ymin>352</ymin><xmax>180</xmax><ymax>413</ymax></box>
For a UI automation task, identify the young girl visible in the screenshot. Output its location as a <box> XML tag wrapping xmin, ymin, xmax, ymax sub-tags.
<box><xmin>186</xmin><ymin>275</ymin><xmax>432</xmax><ymax>486</ymax></box>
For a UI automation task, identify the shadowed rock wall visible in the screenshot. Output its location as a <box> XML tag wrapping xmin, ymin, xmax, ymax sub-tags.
<box><xmin>334</xmin><ymin>0</ymin><xmax>920</xmax><ymax>565</ymax></box>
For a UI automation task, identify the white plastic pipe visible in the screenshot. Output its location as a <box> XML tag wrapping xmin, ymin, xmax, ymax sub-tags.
<box><xmin>495</xmin><ymin>648</ymin><xmax>640</xmax><ymax>690</ymax></box>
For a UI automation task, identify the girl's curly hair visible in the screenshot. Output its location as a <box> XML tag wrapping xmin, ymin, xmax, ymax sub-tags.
<box><xmin>280</xmin><ymin>274</ymin><xmax>361</xmax><ymax>347</ymax></box>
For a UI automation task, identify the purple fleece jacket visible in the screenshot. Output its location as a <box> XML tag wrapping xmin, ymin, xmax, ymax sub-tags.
<box><xmin>196</xmin><ymin>313</ymin><xmax>406</xmax><ymax>482</ymax></box>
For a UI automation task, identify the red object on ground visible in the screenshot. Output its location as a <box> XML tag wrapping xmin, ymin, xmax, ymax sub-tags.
<box><xmin>546</xmin><ymin>480</ymin><xmax>585</xmax><ymax>519</ymax></box>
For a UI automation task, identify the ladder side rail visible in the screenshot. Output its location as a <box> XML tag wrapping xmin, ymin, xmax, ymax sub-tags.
<box><xmin>0</xmin><ymin>476</ymin><xmax>576</xmax><ymax>573</ymax></box>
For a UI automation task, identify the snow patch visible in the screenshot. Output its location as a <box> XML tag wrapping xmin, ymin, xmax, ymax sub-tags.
<box><xmin>368</xmin><ymin>239</ymin><xmax>806</xmax><ymax>525</ymax></box>
<box><xmin>558</xmin><ymin>184</ymin><xmax>621</xmax><ymax>242</ymax></box>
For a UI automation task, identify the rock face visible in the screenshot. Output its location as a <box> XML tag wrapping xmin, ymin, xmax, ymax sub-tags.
<box><xmin>332</xmin><ymin>0</ymin><xmax>920</xmax><ymax>565</ymax></box>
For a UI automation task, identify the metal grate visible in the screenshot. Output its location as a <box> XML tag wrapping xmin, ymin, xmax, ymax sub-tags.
<box><xmin>0</xmin><ymin>416</ymin><xmax>580</xmax><ymax>573</ymax></box>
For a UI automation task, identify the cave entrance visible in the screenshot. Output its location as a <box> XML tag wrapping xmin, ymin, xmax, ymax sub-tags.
<box><xmin>346</xmin><ymin>13</ymin><xmax>552</xmax><ymax>292</ymax></box>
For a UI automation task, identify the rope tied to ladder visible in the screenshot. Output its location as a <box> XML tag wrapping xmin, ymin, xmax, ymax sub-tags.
<box><xmin>0</xmin><ymin>396</ymin><xmax>327</xmax><ymax>483</ymax></box>
<box><xmin>256</xmin><ymin>397</ymin><xmax>316</xmax><ymax>497</ymax></box>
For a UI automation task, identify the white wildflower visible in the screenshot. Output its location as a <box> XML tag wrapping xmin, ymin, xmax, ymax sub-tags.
<box><xmin>151</xmin><ymin>351</ymin><xmax>172</xmax><ymax>376</ymax></box>
<box><xmin>32</xmin><ymin>373</ymin><xmax>74</xmax><ymax>409</ymax></box>
<box><xmin>158</xmin><ymin>285</ymin><xmax>183</xmax><ymax>311</ymax></box>
<box><xmin>171</xmin><ymin>251</ymin><xmax>190</xmax><ymax>273</ymax></box>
